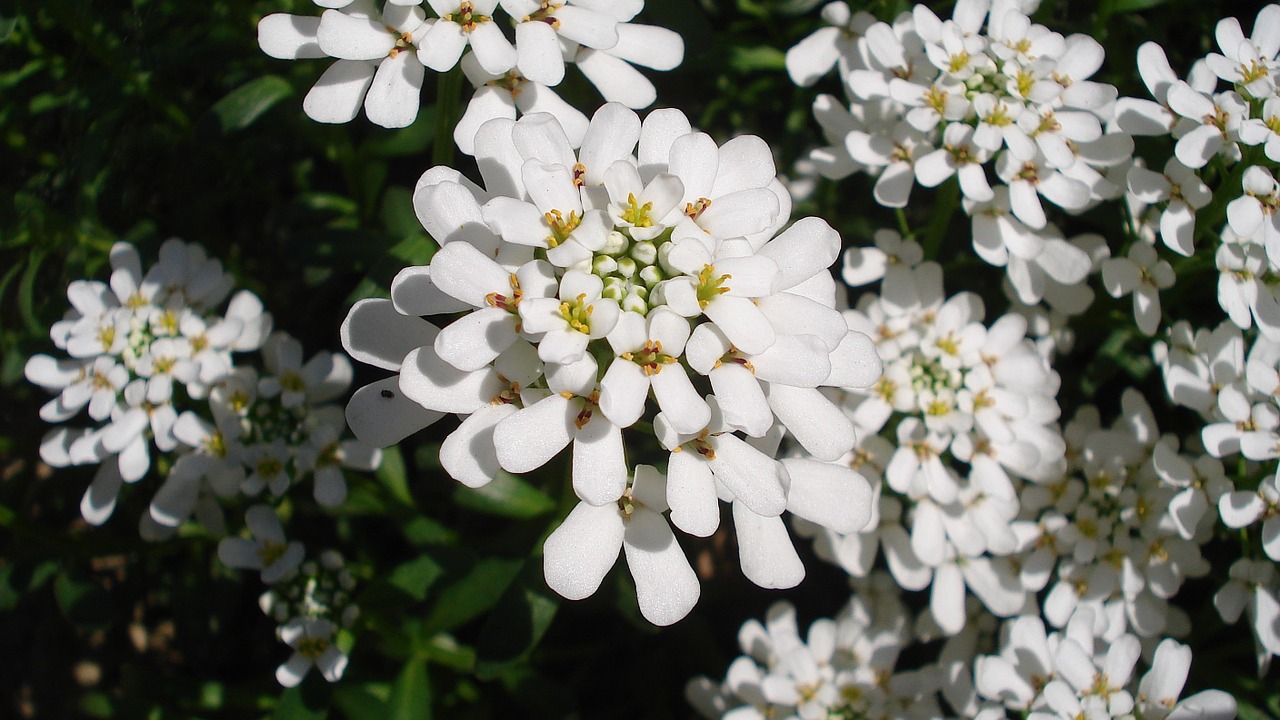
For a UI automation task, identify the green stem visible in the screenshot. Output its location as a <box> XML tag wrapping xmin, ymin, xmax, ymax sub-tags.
<box><xmin>432</xmin><ymin>66</ymin><xmax>464</xmax><ymax>168</ymax></box>
<box><xmin>895</xmin><ymin>208</ymin><xmax>912</xmax><ymax>239</ymax></box>
<box><xmin>920</xmin><ymin>177</ymin><xmax>960</xmax><ymax>262</ymax></box>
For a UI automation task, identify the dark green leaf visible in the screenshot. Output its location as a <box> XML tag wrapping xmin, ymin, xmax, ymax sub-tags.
<box><xmin>474</xmin><ymin>565</ymin><xmax>560</xmax><ymax>679</ymax></box>
<box><xmin>376</xmin><ymin>445</ymin><xmax>414</xmax><ymax>508</ymax></box>
<box><xmin>210</xmin><ymin>76</ymin><xmax>294</xmax><ymax>134</ymax></box>
<box><xmin>423</xmin><ymin>557</ymin><xmax>522</xmax><ymax>635</ymax></box>
<box><xmin>728</xmin><ymin>45</ymin><xmax>786</xmax><ymax>73</ymax></box>
<box><xmin>388</xmin><ymin>554</ymin><xmax>446</xmax><ymax>602</ymax></box>
<box><xmin>387</xmin><ymin>658</ymin><xmax>431</xmax><ymax>720</ymax></box>
<box><xmin>273</xmin><ymin>686</ymin><xmax>329</xmax><ymax>720</ymax></box>
<box><xmin>452</xmin><ymin>471</ymin><xmax>555</xmax><ymax>519</ymax></box>
<box><xmin>332</xmin><ymin>683</ymin><xmax>390</xmax><ymax>719</ymax></box>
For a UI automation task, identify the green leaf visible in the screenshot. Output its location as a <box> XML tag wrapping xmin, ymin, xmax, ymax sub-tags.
<box><xmin>387</xmin><ymin>658</ymin><xmax>431</xmax><ymax>720</ymax></box>
<box><xmin>273</xmin><ymin>686</ymin><xmax>329</xmax><ymax>720</ymax></box>
<box><xmin>401</xmin><ymin>516</ymin><xmax>457</xmax><ymax>546</ymax></box>
<box><xmin>332</xmin><ymin>683</ymin><xmax>390</xmax><ymax>719</ymax></box>
<box><xmin>54</xmin><ymin>571</ymin><xmax>111</xmax><ymax>627</ymax></box>
<box><xmin>210</xmin><ymin>76</ymin><xmax>294</xmax><ymax>134</ymax></box>
<box><xmin>0</xmin><ymin>16</ymin><xmax>16</xmax><ymax>43</ymax></box>
<box><xmin>451</xmin><ymin>471</ymin><xmax>555</xmax><ymax>519</ymax></box>
<box><xmin>376</xmin><ymin>445</ymin><xmax>414</xmax><ymax>508</ymax></box>
<box><xmin>728</xmin><ymin>45</ymin><xmax>786</xmax><ymax>73</ymax></box>
<box><xmin>474</xmin><ymin>565</ymin><xmax>560</xmax><ymax>679</ymax></box>
<box><xmin>381</xmin><ymin>186</ymin><xmax>424</xmax><ymax>240</ymax></box>
<box><xmin>388</xmin><ymin>555</ymin><xmax>445</xmax><ymax>602</ymax></box>
<box><xmin>423</xmin><ymin>557</ymin><xmax>523</xmax><ymax>635</ymax></box>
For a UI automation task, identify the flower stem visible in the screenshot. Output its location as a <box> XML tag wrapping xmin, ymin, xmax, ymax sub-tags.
<box><xmin>920</xmin><ymin>177</ymin><xmax>959</xmax><ymax>262</ymax></box>
<box><xmin>432</xmin><ymin>66</ymin><xmax>464</xmax><ymax>168</ymax></box>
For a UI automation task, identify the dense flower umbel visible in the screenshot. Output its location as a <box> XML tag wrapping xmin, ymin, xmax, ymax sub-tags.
<box><xmin>340</xmin><ymin>103</ymin><xmax>882</xmax><ymax>624</ymax></box>
<box><xmin>27</xmin><ymin>241</ymin><xmax>381</xmax><ymax>534</ymax></box>
<box><xmin>785</xmin><ymin>0</ymin><xmax>1126</xmax><ymax>307</ymax></box>
<box><xmin>257</xmin><ymin>0</ymin><xmax>684</xmax><ymax>141</ymax></box>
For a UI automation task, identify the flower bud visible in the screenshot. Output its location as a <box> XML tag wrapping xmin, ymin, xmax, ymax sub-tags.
<box><xmin>600</xmin><ymin>231</ymin><xmax>629</xmax><ymax>256</ymax></box>
<box><xmin>616</xmin><ymin>257</ymin><xmax>638</xmax><ymax>279</ymax></box>
<box><xmin>630</xmin><ymin>240</ymin><xmax>658</xmax><ymax>265</ymax></box>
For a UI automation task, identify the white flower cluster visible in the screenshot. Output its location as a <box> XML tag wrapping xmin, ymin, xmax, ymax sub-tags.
<box><xmin>689</xmin><ymin>586</ymin><xmax>1237</xmax><ymax>720</ymax></box>
<box><xmin>1115</xmin><ymin>6</ymin><xmax>1280</xmax><ymax>341</ymax></box>
<box><xmin>786</xmin><ymin>0</ymin><xmax>1125</xmax><ymax>307</ymax></box>
<box><xmin>257</xmin><ymin>547</ymin><xmax>361</xmax><ymax>688</ymax></box>
<box><xmin>339</xmin><ymin>102</ymin><xmax>884</xmax><ymax>625</ymax></box>
<box><xmin>27</xmin><ymin>241</ymin><xmax>381</xmax><ymax>537</ymax></box>
<box><xmin>27</xmin><ymin>240</ymin><xmax>381</xmax><ymax>686</ymax></box>
<box><xmin>257</xmin><ymin>0</ymin><xmax>684</xmax><ymax>148</ymax></box>
<box><xmin>800</xmin><ymin>246</ymin><xmax>1063</xmax><ymax>635</ymax></box>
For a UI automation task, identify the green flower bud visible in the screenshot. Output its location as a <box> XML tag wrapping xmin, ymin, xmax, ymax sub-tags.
<box><xmin>594</xmin><ymin>255</ymin><xmax>619</xmax><ymax>275</ymax></box>
<box><xmin>600</xmin><ymin>231</ymin><xmax>629</xmax><ymax>256</ymax></box>
<box><xmin>621</xmin><ymin>293</ymin><xmax>648</xmax><ymax>315</ymax></box>
<box><xmin>630</xmin><ymin>240</ymin><xmax>658</xmax><ymax>265</ymax></box>
<box><xmin>640</xmin><ymin>265</ymin><xmax>665</xmax><ymax>288</ymax></box>
<box><xmin>616</xmin><ymin>256</ymin><xmax>638</xmax><ymax>279</ymax></box>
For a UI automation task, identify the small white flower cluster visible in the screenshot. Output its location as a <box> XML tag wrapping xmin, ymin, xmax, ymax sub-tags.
<box><xmin>786</xmin><ymin>0</ymin><xmax>1125</xmax><ymax>307</ymax></box>
<box><xmin>1116</xmin><ymin>5</ymin><xmax>1280</xmax><ymax>337</ymax></box>
<box><xmin>257</xmin><ymin>547</ymin><xmax>360</xmax><ymax>688</ymax></box>
<box><xmin>339</xmin><ymin>103</ymin><xmax>884</xmax><ymax>625</ymax></box>
<box><xmin>688</xmin><ymin>587</ymin><xmax>1237</xmax><ymax>720</ymax></box>
<box><xmin>27</xmin><ymin>239</ymin><xmax>270</xmax><ymax>531</ymax></box>
<box><xmin>27</xmin><ymin>240</ymin><xmax>381</xmax><ymax>537</ymax></box>
<box><xmin>975</xmin><ymin>611</ymin><xmax>1236</xmax><ymax>720</ymax></box>
<box><xmin>1153</xmin><ymin>320</ymin><xmax>1280</xmax><ymax>667</ymax></box>
<box><xmin>801</xmin><ymin>246</ymin><xmax>1064</xmax><ymax>635</ymax></box>
<box><xmin>257</xmin><ymin>0</ymin><xmax>684</xmax><ymax>148</ymax></box>
<box><xmin>28</xmin><ymin>240</ymin><xmax>380</xmax><ymax>686</ymax></box>
<box><xmin>686</xmin><ymin>579</ymin><xmax>946</xmax><ymax>720</ymax></box>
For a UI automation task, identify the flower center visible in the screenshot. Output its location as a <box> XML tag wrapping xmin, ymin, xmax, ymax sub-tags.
<box><xmin>695</xmin><ymin>265</ymin><xmax>731</xmax><ymax>309</ymax></box>
<box><xmin>259</xmin><ymin>539</ymin><xmax>288</xmax><ymax>567</ymax></box>
<box><xmin>485</xmin><ymin>273</ymin><xmax>524</xmax><ymax>314</ymax></box>
<box><xmin>297</xmin><ymin>635</ymin><xmax>331</xmax><ymax>660</ymax></box>
<box><xmin>444</xmin><ymin>2</ymin><xmax>491</xmax><ymax>32</ymax></box>
<box><xmin>621</xmin><ymin>193</ymin><xmax>655</xmax><ymax>228</ymax></box>
<box><xmin>544</xmin><ymin>209</ymin><xmax>581</xmax><ymax>248</ymax></box>
<box><xmin>559</xmin><ymin>293</ymin><xmax>595</xmax><ymax>334</ymax></box>
<box><xmin>623</xmin><ymin>340</ymin><xmax>677</xmax><ymax>375</ymax></box>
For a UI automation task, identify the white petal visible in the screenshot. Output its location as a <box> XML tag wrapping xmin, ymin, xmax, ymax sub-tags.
<box><xmin>364</xmin><ymin>52</ymin><xmax>424</xmax><ymax>129</ymax></box>
<box><xmin>440</xmin><ymin>403</ymin><xmax>519</xmax><ymax>487</ymax></box>
<box><xmin>572</xmin><ymin>414</ymin><xmax>628</xmax><ymax>506</ymax></box>
<box><xmin>493</xmin><ymin>393</ymin><xmax>574</xmax><ymax>473</ymax></box>
<box><xmin>781</xmin><ymin>458</ymin><xmax>873</xmax><ymax>534</ymax></box>
<box><xmin>623</xmin><ymin>509</ymin><xmax>699</xmax><ymax>625</ymax></box>
<box><xmin>543</xmin><ymin>501</ymin><xmax>623</xmax><ymax>600</ymax></box>
<box><xmin>667</xmin><ymin>449</ymin><xmax>721</xmax><ymax>537</ymax></box>
<box><xmin>733</xmin><ymin>502</ymin><xmax>804</xmax><ymax>589</ymax></box>
<box><xmin>764</xmin><ymin>384</ymin><xmax>855</xmax><ymax>462</ymax></box>
<box><xmin>345</xmin><ymin>377</ymin><xmax>443</xmax><ymax>447</ymax></box>
<box><xmin>303</xmin><ymin>60</ymin><xmax>375</xmax><ymax>124</ymax></box>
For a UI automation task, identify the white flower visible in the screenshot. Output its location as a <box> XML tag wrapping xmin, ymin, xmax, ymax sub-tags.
<box><xmin>1137</xmin><ymin>639</ymin><xmax>1238</xmax><ymax>720</ymax></box>
<box><xmin>1214</xmin><ymin>559</ymin><xmax>1280</xmax><ymax>666</ymax></box>
<box><xmin>259</xmin><ymin>3</ymin><xmax>433</xmax><ymax>128</ymax></box>
<box><xmin>1126</xmin><ymin>158</ymin><xmax>1212</xmax><ymax>257</ymax></box>
<box><xmin>1240</xmin><ymin>96</ymin><xmax>1280</xmax><ymax>162</ymax></box>
<box><xmin>276</xmin><ymin>617</ymin><xmax>349</xmax><ymax>687</ymax></box>
<box><xmin>1100</xmin><ymin>241</ymin><xmax>1175</xmax><ymax>335</ymax></box>
<box><xmin>218</xmin><ymin>505</ymin><xmax>306</xmax><ymax>584</ymax></box>
<box><xmin>1203</xmin><ymin>5</ymin><xmax>1280</xmax><ymax>99</ymax></box>
<box><xmin>542</xmin><ymin>465</ymin><xmax>699</xmax><ymax>626</ymax></box>
<box><xmin>418</xmin><ymin>0</ymin><xmax>515</xmax><ymax>74</ymax></box>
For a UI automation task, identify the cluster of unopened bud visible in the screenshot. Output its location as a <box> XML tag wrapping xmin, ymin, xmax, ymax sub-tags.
<box><xmin>583</xmin><ymin>230</ymin><xmax>678</xmax><ymax>315</ymax></box>
<box><xmin>259</xmin><ymin>549</ymin><xmax>359</xmax><ymax>628</ymax></box>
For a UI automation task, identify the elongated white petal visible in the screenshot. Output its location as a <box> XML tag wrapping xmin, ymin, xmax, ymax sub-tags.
<box><xmin>346</xmin><ymin>377</ymin><xmax>443</xmax><ymax>447</ymax></box>
<box><xmin>440</xmin><ymin>403</ymin><xmax>519</xmax><ymax>488</ymax></box>
<box><xmin>543</xmin><ymin>501</ymin><xmax>624</xmax><ymax>600</ymax></box>
<box><xmin>623</xmin><ymin>509</ymin><xmax>699</xmax><ymax>625</ymax></box>
<box><xmin>667</xmin><ymin>449</ymin><xmax>720</xmax><ymax>537</ymax></box>
<box><xmin>733</xmin><ymin>502</ymin><xmax>804</xmax><ymax>589</ymax></box>
<box><xmin>572</xmin><ymin>413</ymin><xmax>628</xmax><ymax>506</ymax></box>
<box><xmin>493</xmin><ymin>393</ymin><xmax>574</xmax><ymax>472</ymax></box>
